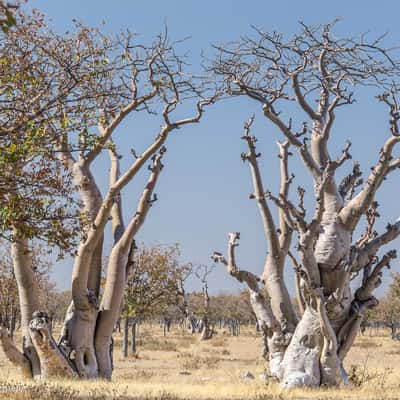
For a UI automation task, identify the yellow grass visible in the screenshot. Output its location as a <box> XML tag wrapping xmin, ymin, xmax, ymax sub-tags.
<box><xmin>1</xmin><ymin>325</ymin><xmax>399</xmax><ymax>399</ymax></box>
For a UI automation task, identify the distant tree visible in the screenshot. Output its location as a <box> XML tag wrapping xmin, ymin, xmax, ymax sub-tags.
<box><xmin>216</xmin><ymin>291</ymin><xmax>255</xmax><ymax>335</ymax></box>
<box><xmin>368</xmin><ymin>274</ymin><xmax>400</xmax><ymax>338</ymax></box>
<box><xmin>175</xmin><ymin>264</ymin><xmax>197</xmax><ymax>334</ymax></box>
<box><xmin>122</xmin><ymin>244</ymin><xmax>191</xmax><ymax>355</ymax></box>
<box><xmin>194</xmin><ymin>265</ymin><xmax>214</xmax><ymax>340</ymax></box>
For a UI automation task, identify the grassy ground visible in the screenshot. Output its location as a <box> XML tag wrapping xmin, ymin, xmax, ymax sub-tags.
<box><xmin>0</xmin><ymin>324</ymin><xmax>399</xmax><ymax>399</ymax></box>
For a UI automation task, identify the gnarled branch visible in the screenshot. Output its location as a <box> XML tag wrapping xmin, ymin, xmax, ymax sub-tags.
<box><xmin>212</xmin><ymin>232</ymin><xmax>280</xmax><ymax>332</ymax></box>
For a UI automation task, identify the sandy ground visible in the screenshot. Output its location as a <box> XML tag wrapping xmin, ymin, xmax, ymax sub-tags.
<box><xmin>0</xmin><ymin>324</ymin><xmax>399</xmax><ymax>399</ymax></box>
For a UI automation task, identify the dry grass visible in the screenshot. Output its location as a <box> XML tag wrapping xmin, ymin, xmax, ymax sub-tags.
<box><xmin>1</xmin><ymin>325</ymin><xmax>400</xmax><ymax>399</ymax></box>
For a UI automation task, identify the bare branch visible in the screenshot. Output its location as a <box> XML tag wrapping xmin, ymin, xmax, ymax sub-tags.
<box><xmin>355</xmin><ymin>201</ymin><xmax>379</xmax><ymax>248</ymax></box>
<box><xmin>120</xmin><ymin>147</ymin><xmax>166</xmax><ymax>250</ymax></box>
<box><xmin>242</xmin><ymin>117</ymin><xmax>280</xmax><ymax>257</ymax></box>
<box><xmin>108</xmin><ymin>144</ymin><xmax>125</xmax><ymax>244</ymax></box>
<box><xmin>277</xmin><ymin>140</ymin><xmax>294</xmax><ymax>254</ymax></box>
<box><xmin>212</xmin><ymin>232</ymin><xmax>280</xmax><ymax>332</ymax></box>
<box><xmin>340</xmin><ymin>134</ymin><xmax>400</xmax><ymax>230</ymax></box>
<box><xmin>292</xmin><ymin>70</ymin><xmax>319</xmax><ymax>121</ymax></box>
<box><xmin>266</xmin><ymin>190</ymin><xmax>306</xmax><ymax>232</ymax></box>
<box><xmin>351</xmin><ymin>218</ymin><xmax>400</xmax><ymax>273</ymax></box>
<box><xmin>338</xmin><ymin>161</ymin><xmax>363</xmax><ymax>200</ymax></box>
<box><xmin>263</xmin><ymin>104</ymin><xmax>321</xmax><ymax>180</ymax></box>
<box><xmin>355</xmin><ymin>250</ymin><xmax>397</xmax><ymax>302</ymax></box>
<box><xmin>287</xmin><ymin>251</ymin><xmax>305</xmax><ymax>316</ymax></box>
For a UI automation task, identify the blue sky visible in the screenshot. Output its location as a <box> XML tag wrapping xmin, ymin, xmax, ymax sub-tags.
<box><xmin>26</xmin><ymin>0</ymin><xmax>400</xmax><ymax>296</ymax></box>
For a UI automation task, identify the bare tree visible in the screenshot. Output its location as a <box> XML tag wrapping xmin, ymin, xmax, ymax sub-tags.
<box><xmin>175</xmin><ymin>265</ymin><xmax>197</xmax><ymax>334</ymax></box>
<box><xmin>194</xmin><ymin>265</ymin><xmax>214</xmax><ymax>340</ymax></box>
<box><xmin>212</xmin><ymin>22</ymin><xmax>400</xmax><ymax>388</ymax></box>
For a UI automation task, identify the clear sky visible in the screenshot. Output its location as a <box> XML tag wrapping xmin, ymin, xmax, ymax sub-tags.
<box><xmin>25</xmin><ymin>0</ymin><xmax>400</xmax><ymax>296</ymax></box>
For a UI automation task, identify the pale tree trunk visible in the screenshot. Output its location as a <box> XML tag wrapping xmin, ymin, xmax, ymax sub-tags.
<box><xmin>213</xmin><ymin>115</ymin><xmax>400</xmax><ymax>388</ymax></box>
<box><xmin>196</xmin><ymin>266</ymin><xmax>214</xmax><ymax>341</ymax></box>
<box><xmin>0</xmin><ymin>234</ymin><xmax>78</xmax><ymax>380</ymax></box>
<box><xmin>95</xmin><ymin>149</ymin><xmax>165</xmax><ymax>379</ymax></box>
<box><xmin>66</xmin><ymin>139</ymin><xmax>168</xmax><ymax>378</ymax></box>
<box><xmin>10</xmin><ymin>233</ymin><xmax>41</xmax><ymax>378</ymax></box>
<box><xmin>53</xmin><ymin>90</ymin><xmax>213</xmax><ymax>379</ymax></box>
<box><xmin>177</xmin><ymin>279</ymin><xmax>197</xmax><ymax>334</ymax></box>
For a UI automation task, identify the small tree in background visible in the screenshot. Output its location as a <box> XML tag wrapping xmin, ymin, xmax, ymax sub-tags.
<box><xmin>194</xmin><ymin>265</ymin><xmax>214</xmax><ymax>340</ymax></box>
<box><xmin>122</xmin><ymin>244</ymin><xmax>191</xmax><ymax>355</ymax></box>
<box><xmin>368</xmin><ymin>274</ymin><xmax>400</xmax><ymax>338</ymax></box>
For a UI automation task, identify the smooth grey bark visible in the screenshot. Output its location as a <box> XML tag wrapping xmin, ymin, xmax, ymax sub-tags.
<box><xmin>214</xmin><ymin>113</ymin><xmax>400</xmax><ymax>388</ymax></box>
<box><xmin>210</xmin><ymin>21</ymin><xmax>400</xmax><ymax>386</ymax></box>
<box><xmin>66</xmin><ymin>96</ymin><xmax>212</xmax><ymax>378</ymax></box>
<box><xmin>95</xmin><ymin>150</ymin><xmax>165</xmax><ymax>379</ymax></box>
<box><xmin>10</xmin><ymin>233</ymin><xmax>41</xmax><ymax>379</ymax></box>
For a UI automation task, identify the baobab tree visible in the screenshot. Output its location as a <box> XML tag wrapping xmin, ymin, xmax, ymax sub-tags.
<box><xmin>212</xmin><ymin>22</ymin><xmax>400</xmax><ymax>388</ymax></box>
<box><xmin>0</xmin><ymin>10</ymin><xmax>216</xmax><ymax>380</ymax></box>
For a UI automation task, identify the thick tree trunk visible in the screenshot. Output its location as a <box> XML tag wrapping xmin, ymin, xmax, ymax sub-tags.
<box><xmin>63</xmin><ymin>163</ymin><xmax>104</xmax><ymax>379</ymax></box>
<box><xmin>11</xmin><ymin>234</ymin><xmax>41</xmax><ymax>378</ymax></box>
<box><xmin>95</xmin><ymin>245</ymin><xmax>128</xmax><ymax>379</ymax></box>
<box><xmin>279</xmin><ymin>308</ymin><xmax>323</xmax><ymax>388</ymax></box>
<box><xmin>67</xmin><ymin>304</ymin><xmax>98</xmax><ymax>378</ymax></box>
